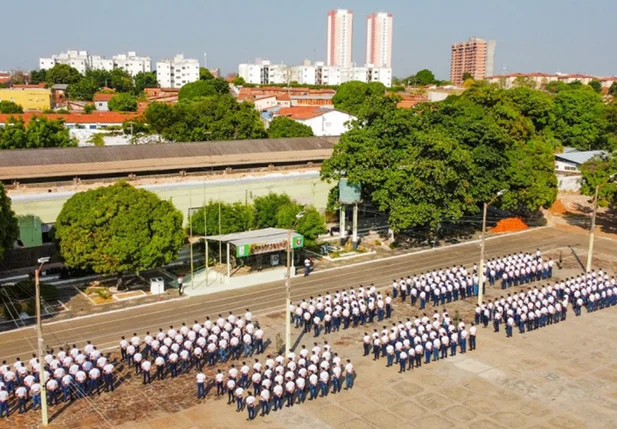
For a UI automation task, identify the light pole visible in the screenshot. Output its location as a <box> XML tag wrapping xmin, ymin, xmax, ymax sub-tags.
<box><xmin>35</xmin><ymin>256</ymin><xmax>50</xmax><ymax>427</ymax></box>
<box><xmin>586</xmin><ymin>173</ymin><xmax>616</xmax><ymax>273</ymax></box>
<box><xmin>478</xmin><ymin>190</ymin><xmax>506</xmax><ymax>306</ymax></box>
<box><xmin>285</xmin><ymin>212</ymin><xmax>304</xmax><ymax>356</ymax></box>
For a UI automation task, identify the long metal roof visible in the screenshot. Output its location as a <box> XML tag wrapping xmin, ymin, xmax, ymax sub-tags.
<box><xmin>0</xmin><ymin>137</ymin><xmax>335</xmax><ymax>181</ymax></box>
<box><xmin>205</xmin><ymin>227</ymin><xmax>301</xmax><ymax>246</ymax></box>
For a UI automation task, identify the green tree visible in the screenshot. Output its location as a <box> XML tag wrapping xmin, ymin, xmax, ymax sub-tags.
<box><xmin>178</xmin><ymin>80</ymin><xmax>218</xmax><ymax>101</ymax></box>
<box><xmin>580</xmin><ymin>153</ymin><xmax>617</xmax><ymax>208</ymax></box>
<box><xmin>0</xmin><ymin>116</ymin><xmax>77</xmax><ymax>149</ymax></box>
<box><xmin>133</xmin><ymin>71</ymin><xmax>158</xmax><ymax>95</ymax></box>
<box><xmin>55</xmin><ymin>182</ymin><xmax>184</xmax><ymax>280</ymax></box>
<box><xmin>0</xmin><ymin>183</ymin><xmax>19</xmax><ymax>260</ymax></box>
<box><xmin>84</xmin><ymin>69</ymin><xmax>112</xmax><ymax>88</ymax></box>
<box><xmin>108</xmin><ymin>93</ymin><xmax>138</xmax><ymax>112</ymax></box>
<box><xmin>275</xmin><ymin>202</ymin><xmax>325</xmax><ymax>245</ymax></box>
<box><xmin>322</xmin><ymin>83</ymin><xmax>558</xmax><ymax>231</ymax></box>
<box><xmin>144</xmin><ymin>102</ymin><xmax>176</xmax><ymax>137</ymax></box>
<box><xmin>110</xmin><ymin>69</ymin><xmax>134</xmax><ymax>93</ymax></box>
<box><xmin>83</xmin><ymin>104</ymin><xmax>95</xmax><ymax>114</ymax></box>
<box><xmin>29</xmin><ymin>69</ymin><xmax>47</xmax><ymax>85</ymax></box>
<box><xmin>233</xmin><ymin>76</ymin><xmax>245</xmax><ymax>86</ymax></box>
<box><xmin>199</xmin><ymin>67</ymin><xmax>214</xmax><ymax>80</ymax></box>
<box><xmin>253</xmin><ymin>193</ymin><xmax>293</xmax><ymax>228</ymax></box>
<box><xmin>190</xmin><ymin>201</ymin><xmax>253</xmax><ymax>236</ymax></box>
<box><xmin>414</xmin><ymin>69</ymin><xmax>436</xmax><ymax>86</ymax></box>
<box><xmin>332</xmin><ymin>81</ymin><xmax>385</xmax><ymax>115</ymax></box>
<box><xmin>0</xmin><ymin>101</ymin><xmax>23</xmax><ymax>114</ymax></box>
<box><xmin>267</xmin><ymin>117</ymin><xmax>314</xmax><ymax>138</ymax></box>
<box><xmin>589</xmin><ymin>80</ymin><xmax>602</xmax><ymax>93</ymax></box>
<box><xmin>87</xmin><ymin>133</ymin><xmax>105</xmax><ymax>146</ymax></box>
<box><xmin>160</xmin><ymin>95</ymin><xmax>266</xmax><ymax>142</ymax></box>
<box><xmin>68</xmin><ymin>77</ymin><xmax>99</xmax><ymax>101</ymax></box>
<box><xmin>25</xmin><ymin>117</ymin><xmax>77</xmax><ymax>149</ymax></box>
<box><xmin>512</xmin><ymin>76</ymin><xmax>537</xmax><ymax>89</ymax></box>
<box><xmin>45</xmin><ymin>64</ymin><xmax>82</xmax><ymax>84</ymax></box>
<box><xmin>551</xmin><ymin>87</ymin><xmax>607</xmax><ymax>150</ymax></box>
<box><xmin>462</xmin><ymin>72</ymin><xmax>474</xmax><ymax>81</ymax></box>
<box><xmin>609</xmin><ymin>82</ymin><xmax>617</xmax><ymax>97</ymax></box>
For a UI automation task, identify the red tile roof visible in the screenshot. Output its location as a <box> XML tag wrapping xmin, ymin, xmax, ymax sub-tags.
<box><xmin>277</xmin><ymin>106</ymin><xmax>342</xmax><ymax>120</ymax></box>
<box><xmin>10</xmin><ymin>83</ymin><xmax>47</xmax><ymax>89</ymax></box>
<box><xmin>93</xmin><ymin>93</ymin><xmax>115</xmax><ymax>102</ymax></box>
<box><xmin>0</xmin><ymin>112</ymin><xmax>140</xmax><ymax>125</ymax></box>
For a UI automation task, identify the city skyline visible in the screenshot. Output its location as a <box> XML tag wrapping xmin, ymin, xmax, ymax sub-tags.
<box><xmin>1</xmin><ymin>0</ymin><xmax>616</xmax><ymax>79</ymax></box>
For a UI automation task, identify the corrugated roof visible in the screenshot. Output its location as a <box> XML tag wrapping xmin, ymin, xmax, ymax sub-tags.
<box><xmin>555</xmin><ymin>150</ymin><xmax>605</xmax><ymax>165</ymax></box>
<box><xmin>0</xmin><ymin>137</ymin><xmax>335</xmax><ymax>181</ymax></box>
<box><xmin>0</xmin><ymin>112</ymin><xmax>139</xmax><ymax>125</ymax></box>
<box><xmin>206</xmin><ymin>227</ymin><xmax>302</xmax><ymax>246</ymax></box>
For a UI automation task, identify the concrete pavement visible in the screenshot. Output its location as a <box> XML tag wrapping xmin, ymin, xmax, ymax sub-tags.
<box><xmin>0</xmin><ymin>227</ymin><xmax>611</xmax><ymax>362</ymax></box>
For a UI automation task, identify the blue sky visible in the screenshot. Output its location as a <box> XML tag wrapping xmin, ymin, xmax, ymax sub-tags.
<box><xmin>1</xmin><ymin>0</ymin><xmax>616</xmax><ymax>79</ymax></box>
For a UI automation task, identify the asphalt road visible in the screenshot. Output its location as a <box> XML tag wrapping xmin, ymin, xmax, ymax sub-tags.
<box><xmin>0</xmin><ymin>227</ymin><xmax>612</xmax><ymax>362</ymax></box>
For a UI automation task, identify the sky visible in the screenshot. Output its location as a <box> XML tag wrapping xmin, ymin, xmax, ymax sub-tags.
<box><xmin>1</xmin><ymin>0</ymin><xmax>616</xmax><ymax>79</ymax></box>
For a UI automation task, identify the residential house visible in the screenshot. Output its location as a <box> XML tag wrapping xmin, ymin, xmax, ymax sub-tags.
<box><xmin>276</xmin><ymin>106</ymin><xmax>356</xmax><ymax>136</ymax></box>
<box><xmin>554</xmin><ymin>148</ymin><xmax>606</xmax><ymax>191</ymax></box>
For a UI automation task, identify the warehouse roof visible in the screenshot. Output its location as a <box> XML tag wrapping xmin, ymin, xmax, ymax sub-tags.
<box><xmin>0</xmin><ymin>137</ymin><xmax>335</xmax><ymax>181</ymax></box>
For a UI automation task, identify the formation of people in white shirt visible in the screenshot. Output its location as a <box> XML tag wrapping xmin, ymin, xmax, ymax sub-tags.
<box><xmin>0</xmin><ymin>342</ymin><xmax>113</xmax><ymax>417</ymax></box>
<box><xmin>119</xmin><ymin>310</ymin><xmax>265</xmax><ymax>384</ymax></box>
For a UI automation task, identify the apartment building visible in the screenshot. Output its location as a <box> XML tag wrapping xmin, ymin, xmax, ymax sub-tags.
<box><xmin>327</xmin><ymin>9</ymin><xmax>354</xmax><ymax>67</ymax></box>
<box><xmin>366</xmin><ymin>12</ymin><xmax>393</xmax><ymax>68</ymax></box>
<box><xmin>450</xmin><ymin>38</ymin><xmax>496</xmax><ymax>84</ymax></box>
<box><xmin>156</xmin><ymin>54</ymin><xmax>200</xmax><ymax>89</ymax></box>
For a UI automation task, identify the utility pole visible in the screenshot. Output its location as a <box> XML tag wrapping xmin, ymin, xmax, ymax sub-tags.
<box><xmin>35</xmin><ymin>257</ymin><xmax>50</xmax><ymax>427</ymax></box>
<box><xmin>586</xmin><ymin>174</ymin><xmax>616</xmax><ymax>272</ymax></box>
<box><xmin>478</xmin><ymin>191</ymin><xmax>505</xmax><ymax>306</ymax></box>
<box><xmin>285</xmin><ymin>212</ymin><xmax>304</xmax><ymax>356</ymax></box>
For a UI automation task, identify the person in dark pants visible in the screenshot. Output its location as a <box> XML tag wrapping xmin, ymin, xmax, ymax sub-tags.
<box><xmin>178</xmin><ymin>275</ymin><xmax>184</xmax><ymax>296</ymax></box>
<box><xmin>304</xmin><ymin>258</ymin><xmax>311</xmax><ymax>276</ymax></box>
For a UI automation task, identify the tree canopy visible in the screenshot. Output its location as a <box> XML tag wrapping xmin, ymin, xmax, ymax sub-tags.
<box><xmin>0</xmin><ymin>116</ymin><xmax>78</xmax><ymax>150</ymax></box>
<box><xmin>45</xmin><ymin>64</ymin><xmax>82</xmax><ymax>84</ymax></box>
<box><xmin>133</xmin><ymin>72</ymin><xmax>158</xmax><ymax>94</ymax></box>
<box><xmin>0</xmin><ymin>183</ymin><xmax>19</xmax><ymax>260</ymax></box>
<box><xmin>552</xmin><ymin>87</ymin><xmax>607</xmax><ymax>150</ymax></box>
<box><xmin>55</xmin><ymin>182</ymin><xmax>184</xmax><ymax>275</ymax></box>
<box><xmin>199</xmin><ymin>68</ymin><xmax>214</xmax><ymax>81</ymax></box>
<box><xmin>190</xmin><ymin>193</ymin><xmax>325</xmax><ymax>246</ymax></box>
<box><xmin>144</xmin><ymin>95</ymin><xmax>267</xmax><ymax>142</ymax></box>
<box><xmin>332</xmin><ymin>81</ymin><xmax>386</xmax><ymax>115</ymax></box>
<box><xmin>108</xmin><ymin>93</ymin><xmax>138</xmax><ymax>112</ymax></box>
<box><xmin>0</xmin><ymin>101</ymin><xmax>23</xmax><ymax>114</ymax></box>
<box><xmin>267</xmin><ymin>117</ymin><xmax>314</xmax><ymax>139</ymax></box>
<box><xmin>414</xmin><ymin>69</ymin><xmax>436</xmax><ymax>86</ymax></box>
<box><xmin>178</xmin><ymin>78</ymin><xmax>229</xmax><ymax>101</ymax></box>
<box><xmin>321</xmin><ymin>81</ymin><xmax>559</xmax><ymax>232</ymax></box>
<box><xmin>580</xmin><ymin>153</ymin><xmax>617</xmax><ymax>208</ymax></box>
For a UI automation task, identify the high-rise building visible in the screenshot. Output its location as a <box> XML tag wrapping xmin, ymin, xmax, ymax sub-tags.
<box><xmin>327</xmin><ymin>9</ymin><xmax>353</xmax><ymax>68</ymax></box>
<box><xmin>366</xmin><ymin>12</ymin><xmax>393</xmax><ymax>68</ymax></box>
<box><xmin>450</xmin><ymin>37</ymin><xmax>496</xmax><ymax>85</ymax></box>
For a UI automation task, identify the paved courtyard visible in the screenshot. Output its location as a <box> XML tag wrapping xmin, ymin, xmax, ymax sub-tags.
<box><xmin>2</xmin><ymin>246</ymin><xmax>617</xmax><ymax>429</ymax></box>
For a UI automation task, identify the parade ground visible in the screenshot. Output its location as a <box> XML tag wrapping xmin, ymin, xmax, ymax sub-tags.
<box><xmin>0</xmin><ymin>227</ymin><xmax>616</xmax><ymax>429</ymax></box>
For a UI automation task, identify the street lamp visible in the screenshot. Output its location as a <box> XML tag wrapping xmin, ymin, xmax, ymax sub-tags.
<box><xmin>477</xmin><ymin>190</ymin><xmax>506</xmax><ymax>306</ymax></box>
<box><xmin>285</xmin><ymin>211</ymin><xmax>304</xmax><ymax>356</ymax></box>
<box><xmin>586</xmin><ymin>174</ymin><xmax>616</xmax><ymax>273</ymax></box>
<box><xmin>35</xmin><ymin>256</ymin><xmax>50</xmax><ymax>427</ymax></box>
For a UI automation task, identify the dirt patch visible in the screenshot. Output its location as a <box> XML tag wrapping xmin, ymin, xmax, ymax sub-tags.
<box><xmin>491</xmin><ymin>218</ymin><xmax>529</xmax><ymax>233</ymax></box>
<box><xmin>549</xmin><ymin>200</ymin><xmax>568</xmax><ymax>215</ymax></box>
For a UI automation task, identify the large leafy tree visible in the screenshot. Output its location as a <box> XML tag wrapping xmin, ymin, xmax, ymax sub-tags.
<box><xmin>45</xmin><ymin>64</ymin><xmax>82</xmax><ymax>84</ymax></box>
<box><xmin>322</xmin><ymin>82</ymin><xmax>558</xmax><ymax>232</ymax></box>
<box><xmin>332</xmin><ymin>81</ymin><xmax>386</xmax><ymax>115</ymax></box>
<box><xmin>108</xmin><ymin>93</ymin><xmax>138</xmax><ymax>112</ymax></box>
<box><xmin>267</xmin><ymin>117</ymin><xmax>314</xmax><ymax>138</ymax></box>
<box><xmin>275</xmin><ymin>202</ymin><xmax>325</xmax><ymax>245</ymax></box>
<box><xmin>253</xmin><ymin>193</ymin><xmax>293</xmax><ymax>228</ymax></box>
<box><xmin>0</xmin><ymin>116</ymin><xmax>77</xmax><ymax>149</ymax></box>
<box><xmin>133</xmin><ymin>71</ymin><xmax>158</xmax><ymax>95</ymax></box>
<box><xmin>110</xmin><ymin>69</ymin><xmax>134</xmax><ymax>93</ymax></box>
<box><xmin>0</xmin><ymin>183</ymin><xmax>19</xmax><ymax>260</ymax></box>
<box><xmin>178</xmin><ymin>79</ymin><xmax>229</xmax><ymax>101</ymax></box>
<box><xmin>0</xmin><ymin>101</ymin><xmax>23</xmax><ymax>114</ymax></box>
<box><xmin>68</xmin><ymin>77</ymin><xmax>100</xmax><ymax>101</ymax></box>
<box><xmin>55</xmin><ymin>182</ymin><xmax>184</xmax><ymax>278</ymax></box>
<box><xmin>414</xmin><ymin>69</ymin><xmax>436</xmax><ymax>86</ymax></box>
<box><xmin>190</xmin><ymin>201</ymin><xmax>253</xmax><ymax>236</ymax></box>
<box><xmin>580</xmin><ymin>153</ymin><xmax>617</xmax><ymax>208</ymax></box>
<box><xmin>155</xmin><ymin>95</ymin><xmax>266</xmax><ymax>142</ymax></box>
<box><xmin>551</xmin><ymin>87</ymin><xmax>607</xmax><ymax>150</ymax></box>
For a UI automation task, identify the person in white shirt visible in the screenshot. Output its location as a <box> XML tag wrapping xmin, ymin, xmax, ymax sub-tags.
<box><xmin>196</xmin><ymin>373</ymin><xmax>206</xmax><ymax>399</ymax></box>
